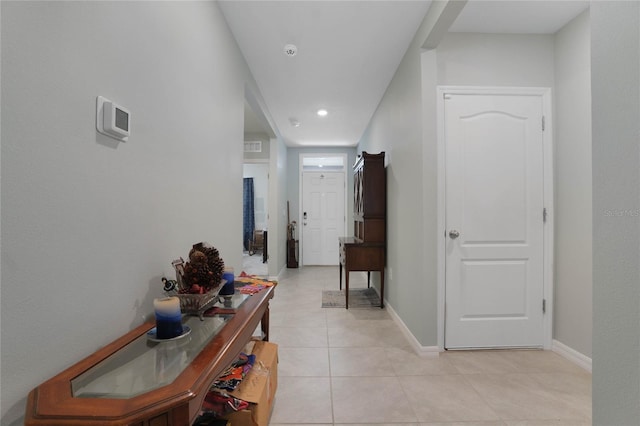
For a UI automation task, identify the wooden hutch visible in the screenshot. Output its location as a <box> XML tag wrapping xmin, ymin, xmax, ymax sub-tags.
<box><xmin>339</xmin><ymin>151</ymin><xmax>386</xmax><ymax>308</ymax></box>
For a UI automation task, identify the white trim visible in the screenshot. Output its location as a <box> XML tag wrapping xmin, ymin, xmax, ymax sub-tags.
<box><xmin>436</xmin><ymin>86</ymin><xmax>554</xmax><ymax>351</ymax></box>
<box><xmin>541</xmin><ymin>89</ymin><xmax>554</xmax><ymax>350</ymax></box>
<box><xmin>273</xmin><ymin>263</ymin><xmax>288</xmax><ymax>283</ymax></box>
<box><xmin>243</xmin><ymin>158</ymin><xmax>269</xmax><ymax>164</ymax></box>
<box><xmin>385</xmin><ymin>298</ymin><xmax>442</xmax><ymax>356</ymax></box>
<box><xmin>298</xmin><ymin>153</ymin><xmax>348</xmax><ymax>266</ymax></box>
<box><xmin>552</xmin><ymin>339</ymin><xmax>592</xmax><ymax>372</ymax></box>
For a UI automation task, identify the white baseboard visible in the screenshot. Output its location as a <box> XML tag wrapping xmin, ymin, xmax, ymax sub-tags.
<box><xmin>384</xmin><ymin>302</ymin><xmax>591</xmax><ymax>368</ymax></box>
<box><xmin>385</xmin><ymin>299</ymin><xmax>441</xmax><ymax>356</ymax></box>
<box><xmin>552</xmin><ymin>339</ymin><xmax>592</xmax><ymax>372</ymax></box>
<box><xmin>272</xmin><ymin>263</ymin><xmax>288</xmax><ymax>282</ymax></box>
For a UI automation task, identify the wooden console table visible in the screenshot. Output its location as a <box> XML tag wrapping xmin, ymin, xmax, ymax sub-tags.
<box><xmin>339</xmin><ymin>236</ymin><xmax>385</xmax><ymax>309</ymax></box>
<box><xmin>25</xmin><ymin>286</ymin><xmax>274</xmax><ymax>426</ymax></box>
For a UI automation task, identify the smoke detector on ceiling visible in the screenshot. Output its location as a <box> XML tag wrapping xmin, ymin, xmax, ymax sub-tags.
<box><xmin>289</xmin><ymin>117</ymin><xmax>301</xmax><ymax>127</ymax></box>
<box><xmin>284</xmin><ymin>44</ymin><xmax>298</xmax><ymax>57</ymax></box>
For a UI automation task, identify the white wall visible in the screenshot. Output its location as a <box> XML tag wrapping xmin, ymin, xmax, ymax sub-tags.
<box><xmin>358</xmin><ymin>25</ymin><xmax>432</xmax><ymax>344</ymax></box>
<box><xmin>0</xmin><ymin>2</ymin><xmax>260</xmax><ymax>423</ymax></box>
<box><xmin>269</xmin><ymin>137</ymin><xmax>288</xmax><ymax>279</ymax></box>
<box><xmin>360</xmin><ymin>28</ymin><xmax>557</xmax><ymax>347</ymax></box>
<box><xmin>437</xmin><ymin>33</ymin><xmax>555</xmax><ymax>86</ymax></box>
<box><xmin>553</xmin><ymin>9</ymin><xmax>592</xmax><ymax>359</ymax></box>
<box><xmin>591</xmin><ymin>1</ymin><xmax>640</xmax><ymax>423</ymax></box>
<box><xmin>243</xmin><ymin>163</ymin><xmax>269</xmax><ymax>231</ymax></box>
<box><xmin>364</xmin><ymin>18</ymin><xmax>596</xmax><ymax>356</ymax></box>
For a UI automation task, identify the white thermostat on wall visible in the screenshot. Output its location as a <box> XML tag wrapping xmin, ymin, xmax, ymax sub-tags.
<box><xmin>96</xmin><ymin>96</ymin><xmax>130</xmax><ymax>141</ymax></box>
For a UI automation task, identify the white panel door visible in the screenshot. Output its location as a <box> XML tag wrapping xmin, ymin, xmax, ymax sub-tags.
<box><xmin>445</xmin><ymin>92</ymin><xmax>545</xmax><ymax>349</ymax></box>
<box><xmin>302</xmin><ymin>171</ymin><xmax>345</xmax><ymax>265</ymax></box>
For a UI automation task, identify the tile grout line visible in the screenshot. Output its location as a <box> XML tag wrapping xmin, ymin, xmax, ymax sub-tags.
<box><xmin>326</xmin><ymin>317</ymin><xmax>335</xmax><ymax>426</ymax></box>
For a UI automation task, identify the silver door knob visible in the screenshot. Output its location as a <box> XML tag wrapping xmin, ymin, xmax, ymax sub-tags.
<box><xmin>449</xmin><ymin>230</ymin><xmax>460</xmax><ymax>239</ymax></box>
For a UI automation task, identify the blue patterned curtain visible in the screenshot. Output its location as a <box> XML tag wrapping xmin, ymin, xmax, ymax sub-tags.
<box><xmin>243</xmin><ymin>178</ymin><xmax>255</xmax><ymax>250</ymax></box>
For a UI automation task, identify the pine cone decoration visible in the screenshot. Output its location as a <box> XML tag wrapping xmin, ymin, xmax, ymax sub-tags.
<box><xmin>181</xmin><ymin>242</ymin><xmax>225</xmax><ymax>293</ymax></box>
<box><xmin>199</xmin><ymin>244</ymin><xmax>221</xmax><ymax>262</ymax></box>
<box><xmin>208</xmin><ymin>255</ymin><xmax>225</xmax><ymax>284</ymax></box>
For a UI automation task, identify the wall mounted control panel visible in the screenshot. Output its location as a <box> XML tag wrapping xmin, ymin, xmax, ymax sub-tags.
<box><xmin>96</xmin><ymin>96</ymin><xmax>130</xmax><ymax>141</ymax></box>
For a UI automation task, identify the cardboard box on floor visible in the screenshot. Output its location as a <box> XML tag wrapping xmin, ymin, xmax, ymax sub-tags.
<box><xmin>222</xmin><ymin>340</ymin><xmax>278</xmax><ymax>426</ymax></box>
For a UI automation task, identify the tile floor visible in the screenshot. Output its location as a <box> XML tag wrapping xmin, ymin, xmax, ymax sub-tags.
<box><xmin>242</xmin><ymin>251</ymin><xmax>268</xmax><ymax>276</ymax></box>
<box><xmin>266</xmin><ymin>266</ymin><xmax>592</xmax><ymax>426</ymax></box>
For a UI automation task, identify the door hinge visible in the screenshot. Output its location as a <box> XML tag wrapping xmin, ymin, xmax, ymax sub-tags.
<box><xmin>542</xmin><ymin>299</ymin><xmax>546</xmax><ymax>314</ymax></box>
<box><xmin>543</xmin><ymin>207</ymin><xmax>547</xmax><ymax>223</ymax></box>
<box><xmin>542</xmin><ymin>116</ymin><xmax>545</xmax><ymax>131</ymax></box>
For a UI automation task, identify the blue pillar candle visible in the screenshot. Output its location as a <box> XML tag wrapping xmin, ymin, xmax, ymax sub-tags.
<box><xmin>220</xmin><ymin>268</ymin><xmax>235</xmax><ymax>296</ymax></box>
<box><xmin>153</xmin><ymin>296</ymin><xmax>183</xmax><ymax>339</ymax></box>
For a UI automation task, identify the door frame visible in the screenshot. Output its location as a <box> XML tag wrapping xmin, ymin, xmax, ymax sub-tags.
<box><xmin>436</xmin><ymin>86</ymin><xmax>554</xmax><ymax>351</ymax></box>
<box><xmin>299</xmin><ymin>153</ymin><xmax>348</xmax><ymax>266</ymax></box>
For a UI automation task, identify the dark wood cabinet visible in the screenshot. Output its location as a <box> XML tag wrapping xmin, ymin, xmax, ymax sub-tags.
<box><xmin>339</xmin><ymin>152</ymin><xmax>386</xmax><ymax>308</ymax></box>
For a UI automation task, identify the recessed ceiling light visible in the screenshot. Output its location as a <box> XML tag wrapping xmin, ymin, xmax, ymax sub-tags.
<box><xmin>284</xmin><ymin>44</ymin><xmax>297</xmax><ymax>57</ymax></box>
<box><xmin>317</xmin><ymin>109</ymin><xmax>328</xmax><ymax>117</ymax></box>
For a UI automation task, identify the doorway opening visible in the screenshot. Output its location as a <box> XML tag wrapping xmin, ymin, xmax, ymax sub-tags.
<box><xmin>243</xmin><ymin>87</ymin><xmax>275</xmax><ymax>278</ymax></box>
<box><xmin>242</xmin><ymin>161</ymin><xmax>269</xmax><ymax>276</ymax></box>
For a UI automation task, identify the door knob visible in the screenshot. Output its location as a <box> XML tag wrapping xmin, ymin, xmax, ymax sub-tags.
<box><xmin>449</xmin><ymin>230</ymin><xmax>460</xmax><ymax>239</ymax></box>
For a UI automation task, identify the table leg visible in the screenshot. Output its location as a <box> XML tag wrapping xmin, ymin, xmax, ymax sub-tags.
<box><xmin>367</xmin><ymin>271</ymin><xmax>371</xmax><ymax>288</ymax></box>
<box><xmin>379</xmin><ymin>269</ymin><xmax>384</xmax><ymax>309</ymax></box>
<box><xmin>339</xmin><ymin>263</ymin><xmax>343</xmax><ymax>290</ymax></box>
<box><xmin>261</xmin><ymin>306</ymin><xmax>270</xmax><ymax>341</ymax></box>
<box><xmin>345</xmin><ymin>269</ymin><xmax>349</xmax><ymax>309</ymax></box>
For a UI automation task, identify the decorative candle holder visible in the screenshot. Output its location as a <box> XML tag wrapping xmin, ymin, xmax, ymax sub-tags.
<box><xmin>220</xmin><ymin>268</ymin><xmax>235</xmax><ymax>297</ymax></box>
<box><xmin>153</xmin><ymin>296</ymin><xmax>183</xmax><ymax>339</ymax></box>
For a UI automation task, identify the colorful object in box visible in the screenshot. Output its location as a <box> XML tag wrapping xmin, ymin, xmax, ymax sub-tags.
<box><xmin>236</xmin><ymin>272</ymin><xmax>276</xmax><ymax>294</ymax></box>
<box><xmin>201</xmin><ymin>392</ymin><xmax>249</xmax><ymax>418</ymax></box>
<box><xmin>199</xmin><ymin>342</ymin><xmax>278</xmax><ymax>426</ymax></box>
<box><xmin>153</xmin><ymin>296</ymin><xmax>183</xmax><ymax>339</ymax></box>
<box><xmin>212</xmin><ymin>353</ymin><xmax>256</xmax><ymax>391</ymax></box>
<box><xmin>222</xmin><ymin>341</ymin><xmax>278</xmax><ymax>426</ymax></box>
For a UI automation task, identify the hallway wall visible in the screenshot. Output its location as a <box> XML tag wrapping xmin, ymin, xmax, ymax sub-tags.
<box><xmin>1</xmin><ymin>2</ymin><xmax>263</xmax><ymax>423</ymax></box>
<box><xmin>591</xmin><ymin>1</ymin><xmax>640</xmax><ymax>423</ymax></box>
<box><xmin>269</xmin><ymin>136</ymin><xmax>289</xmax><ymax>279</ymax></box>
<box><xmin>553</xmin><ymin>9</ymin><xmax>592</xmax><ymax>359</ymax></box>
<box><xmin>360</xmin><ymin>29</ymin><xmax>556</xmax><ymax>348</ymax></box>
<box><xmin>358</xmin><ymin>20</ymin><xmax>432</xmax><ymax>344</ymax></box>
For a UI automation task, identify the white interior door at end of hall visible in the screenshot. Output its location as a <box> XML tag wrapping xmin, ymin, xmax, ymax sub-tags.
<box><xmin>444</xmin><ymin>92</ymin><xmax>545</xmax><ymax>349</ymax></box>
<box><xmin>302</xmin><ymin>171</ymin><xmax>345</xmax><ymax>265</ymax></box>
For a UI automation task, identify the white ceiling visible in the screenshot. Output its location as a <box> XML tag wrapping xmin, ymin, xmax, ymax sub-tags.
<box><xmin>222</xmin><ymin>1</ymin><xmax>589</xmax><ymax>148</ymax></box>
<box><xmin>449</xmin><ymin>0</ymin><xmax>589</xmax><ymax>34</ymax></box>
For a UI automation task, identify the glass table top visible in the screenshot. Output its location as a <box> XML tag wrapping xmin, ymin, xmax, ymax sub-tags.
<box><xmin>71</xmin><ymin>315</ymin><xmax>231</xmax><ymax>399</ymax></box>
<box><xmin>213</xmin><ymin>292</ymin><xmax>250</xmax><ymax>310</ymax></box>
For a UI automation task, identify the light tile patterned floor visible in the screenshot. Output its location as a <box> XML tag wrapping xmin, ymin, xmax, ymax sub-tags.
<box><xmin>242</xmin><ymin>251</ymin><xmax>268</xmax><ymax>276</ymax></box>
<box><xmin>268</xmin><ymin>266</ymin><xmax>592</xmax><ymax>426</ymax></box>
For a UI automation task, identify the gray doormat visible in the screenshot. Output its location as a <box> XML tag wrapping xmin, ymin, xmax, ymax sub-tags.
<box><xmin>321</xmin><ymin>288</ymin><xmax>381</xmax><ymax>308</ymax></box>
